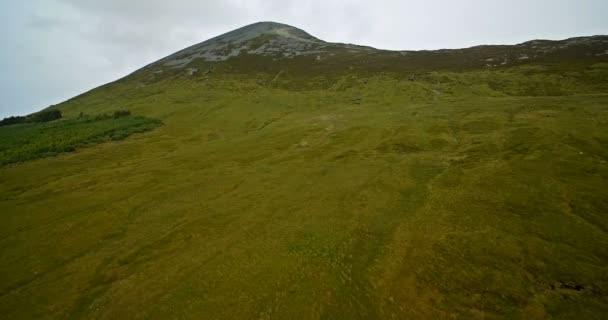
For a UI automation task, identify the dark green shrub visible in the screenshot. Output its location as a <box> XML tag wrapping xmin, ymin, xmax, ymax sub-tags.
<box><xmin>28</xmin><ymin>109</ymin><xmax>62</xmax><ymax>123</ymax></box>
<box><xmin>113</xmin><ymin>110</ymin><xmax>131</xmax><ymax>118</ymax></box>
<box><xmin>0</xmin><ymin>116</ymin><xmax>27</xmax><ymax>127</ymax></box>
<box><xmin>1</xmin><ymin>109</ymin><xmax>62</xmax><ymax>127</ymax></box>
<box><xmin>0</xmin><ymin>114</ymin><xmax>162</xmax><ymax>166</ymax></box>
<box><xmin>94</xmin><ymin>114</ymin><xmax>111</xmax><ymax>121</ymax></box>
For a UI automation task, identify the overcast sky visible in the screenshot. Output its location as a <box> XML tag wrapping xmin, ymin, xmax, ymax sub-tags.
<box><xmin>1</xmin><ymin>0</ymin><xmax>607</xmax><ymax>117</ymax></box>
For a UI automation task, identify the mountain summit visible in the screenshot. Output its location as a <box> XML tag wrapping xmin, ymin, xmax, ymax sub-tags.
<box><xmin>155</xmin><ymin>21</ymin><xmax>608</xmax><ymax>73</ymax></box>
<box><xmin>161</xmin><ymin>22</ymin><xmax>334</xmax><ymax>67</ymax></box>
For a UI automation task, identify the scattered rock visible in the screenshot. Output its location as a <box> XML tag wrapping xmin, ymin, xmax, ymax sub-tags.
<box><xmin>596</xmin><ymin>50</ymin><xmax>608</xmax><ymax>56</ymax></box>
<box><xmin>550</xmin><ymin>281</ymin><xmax>585</xmax><ymax>292</ymax></box>
<box><xmin>186</xmin><ymin>68</ymin><xmax>199</xmax><ymax>76</ymax></box>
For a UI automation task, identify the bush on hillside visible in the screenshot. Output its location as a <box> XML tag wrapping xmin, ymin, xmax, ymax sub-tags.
<box><xmin>0</xmin><ymin>116</ymin><xmax>27</xmax><ymax>127</ymax></box>
<box><xmin>28</xmin><ymin>109</ymin><xmax>62</xmax><ymax>123</ymax></box>
<box><xmin>113</xmin><ymin>110</ymin><xmax>131</xmax><ymax>118</ymax></box>
<box><xmin>0</xmin><ymin>109</ymin><xmax>62</xmax><ymax>127</ymax></box>
<box><xmin>0</xmin><ymin>114</ymin><xmax>162</xmax><ymax>165</ymax></box>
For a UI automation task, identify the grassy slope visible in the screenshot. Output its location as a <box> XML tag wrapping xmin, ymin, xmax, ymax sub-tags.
<box><xmin>1</xmin><ymin>52</ymin><xmax>608</xmax><ymax>319</ymax></box>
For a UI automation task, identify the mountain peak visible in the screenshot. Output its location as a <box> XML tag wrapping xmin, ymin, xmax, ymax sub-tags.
<box><xmin>238</xmin><ymin>21</ymin><xmax>319</xmax><ymax>39</ymax></box>
<box><xmin>161</xmin><ymin>21</ymin><xmax>327</xmax><ymax>67</ymax></box>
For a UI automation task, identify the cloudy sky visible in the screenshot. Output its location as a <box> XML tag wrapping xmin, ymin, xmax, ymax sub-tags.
<box><xmin>1</xmin><ymin>0</ymin><xmax>607</xmax><ymax>117</ymax></box>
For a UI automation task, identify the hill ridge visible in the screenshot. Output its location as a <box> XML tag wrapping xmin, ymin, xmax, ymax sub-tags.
<box><xmin>159</xmin><ymin>21</ymin><xmax>329</xmax><ymax>66</ymax></box>
<box><xmin>153</xmin><ymin>21</ymin><xmax>608</xmax><ymax>71</ymax></box>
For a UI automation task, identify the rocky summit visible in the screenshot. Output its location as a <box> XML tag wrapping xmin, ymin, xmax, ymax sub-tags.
<box><xmin>160</xmin><ymin>21</ymin><xmax>368</xmax><ymax>66</ymax></box>
<box><xmin>156</xmin><ymin>21</ymin><xmax>608</xmax><ymax>71</ymax></box>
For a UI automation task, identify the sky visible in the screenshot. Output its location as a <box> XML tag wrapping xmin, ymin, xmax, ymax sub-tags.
<box><xmin>1</xmin><ymin>0</ymin><xmax>607</xmax><ymax>117</ymax></box>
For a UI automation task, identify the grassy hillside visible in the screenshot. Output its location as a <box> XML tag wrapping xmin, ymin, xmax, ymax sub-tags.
<box><xmin>1</xmin><ymin>37</ymin><xmax>608</xmax><ymax>319</ymax></box>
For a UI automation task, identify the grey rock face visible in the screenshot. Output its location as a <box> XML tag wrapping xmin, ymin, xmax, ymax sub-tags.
<box><xmin>159</xmin><ymin>21</ymin><xmax>370</xmax><ymax>67</ymax></box>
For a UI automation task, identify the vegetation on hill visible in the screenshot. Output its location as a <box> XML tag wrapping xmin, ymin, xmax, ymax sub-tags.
<box><xmin>0</xmin><ymin>112</ymin><xmax>161</xmax><ymax>165</ymax></box>
<box><xmin>0</xmin><ymin>109</ymin><xmax>62</xmax><ymax>127</ymax></box>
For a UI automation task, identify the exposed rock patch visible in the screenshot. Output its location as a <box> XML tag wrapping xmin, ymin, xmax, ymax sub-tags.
<box><xmin>159</xmin><ymin>21</ymin><xmax>372</xmax><ymax>67</ymax></box>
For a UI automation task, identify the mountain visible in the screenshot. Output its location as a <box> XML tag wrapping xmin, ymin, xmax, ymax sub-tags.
<box><xmin>120</xmin><ymin>21</ymin><xmax>608</xmax><ymax>93</ymax></box>
<box><xmin>150</xmin><ymin>21</ymin><xmax>608</xmax><ymax>71</ymax></box>
<box><xmin>155</xmin><ymin>21</ymin><xmax>608</xmax><ymax>67</ymax></box>
<box><xmin>1</xmin><ymin>22</ymin><xmax>608</xmax><ymax>319</ymax></box>
<box><xmin>159</xmin><ymin>21</ymin><xmax>336</xmax><ymax>65</ymax></box>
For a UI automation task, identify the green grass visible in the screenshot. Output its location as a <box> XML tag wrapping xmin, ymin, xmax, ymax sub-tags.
<box><xmin>0</xmin><ymin>115</ymin><xmax>162</xmax><ymax>166</ymax></box>
<box><xmin>1</xmin><ymin>49</ymin><xmax>608</xmax><ymax>319</ymax></box>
